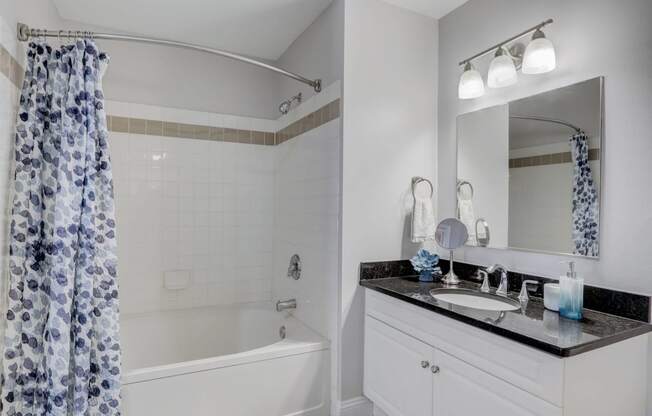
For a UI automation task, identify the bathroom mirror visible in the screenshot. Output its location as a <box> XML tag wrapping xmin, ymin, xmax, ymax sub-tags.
<box><xmin>435</xmin><ymin>218</ymin><xmax>469</xmax><ymax>285</ymax></box>
<box><xmin>456</xmin><ymin>77</ymin><xmax>603</xmax><ymax>258</ymax></box>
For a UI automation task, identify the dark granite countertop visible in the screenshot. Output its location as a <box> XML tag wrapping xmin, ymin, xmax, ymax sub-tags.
<box><xmin>361</xmin><ymin>275</ymin><xmax>652</xmax><ymax>357</ymax></box>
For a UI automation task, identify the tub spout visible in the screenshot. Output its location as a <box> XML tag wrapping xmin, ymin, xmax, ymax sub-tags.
<box><xmin>276</xmin><ymin>299</ymin><xmax>297</xmax><ymax>312</ymax></box>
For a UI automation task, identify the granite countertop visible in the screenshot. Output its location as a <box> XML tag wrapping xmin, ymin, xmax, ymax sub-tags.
<box><xmin>361</xmin><ymin>275</ymin><xmax>652</xmax><ymax>357</ymax></box>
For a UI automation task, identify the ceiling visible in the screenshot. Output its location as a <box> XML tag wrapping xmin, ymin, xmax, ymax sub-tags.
<box><xmin>52</xmin><ymin>0</ymin><xmax>333</xmax><ymax>60</ymax></box>
<box><xmin>381</xmin><ymin>0</ymin><xmax>469</xmax><ymax>19</ymax></box>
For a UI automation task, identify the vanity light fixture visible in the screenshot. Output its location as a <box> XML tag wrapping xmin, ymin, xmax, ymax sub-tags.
<box><xmin>458</xmin><ymin>62</ymin><xmax>485</xmax><ymax>99</ymax></box>
<box><xmin>522</xmin><ymin>29</ymin><xmax>556</xmax><ymax>74</ymax></box>
<box><xmin>487</xmin><ymin>47</ymin><xmax>518</xmax><ymax>88</ymax></box>
<box><xmin>457</xmin><ymin>19</ymin><xmax>555</xmax><ymax>99</ymax></box>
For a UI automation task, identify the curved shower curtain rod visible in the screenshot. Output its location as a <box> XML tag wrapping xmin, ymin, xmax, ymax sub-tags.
<box><xmin>16</xmin><ymin>22</ymin><xmax>322</xmax><ymax>93</ymax></box>
<box><xmin>510</xmin><ymin>115</ymin><xmax>582</xmax><ymax>134</ymax></box>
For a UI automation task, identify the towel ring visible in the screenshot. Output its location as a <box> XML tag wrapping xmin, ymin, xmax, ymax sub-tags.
<box><xmin>412</xmin><ymin>177</ymin><xmax>434</xmax><ymax>199</ymax></box>
<box><xmin>457</xmin><ymin>180</ymin><xmax>474</xmax><ymax>199</ymax></box>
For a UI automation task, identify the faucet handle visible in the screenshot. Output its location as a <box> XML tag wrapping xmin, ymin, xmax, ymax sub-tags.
<box><xmin>477</xmin><ymin>270</ymin><xmax>491</xmax><ymax>293</ymax></box>
<box><xmin>518</xmin><ymin>280</ymin><xmax>539</xmax><ymax>303</ymax></box>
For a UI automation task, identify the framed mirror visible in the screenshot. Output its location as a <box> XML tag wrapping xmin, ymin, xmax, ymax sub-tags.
<box><xmin>456</xmin><ymin>77</ymin><xmax>604</xmax><ymax>258</ymax></box>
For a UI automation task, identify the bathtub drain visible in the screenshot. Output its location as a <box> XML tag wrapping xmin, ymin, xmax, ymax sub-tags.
<box><xmin>279</xmin><ymin>325</ymin><xmax>287</xmax><ymax>339</ymax></box>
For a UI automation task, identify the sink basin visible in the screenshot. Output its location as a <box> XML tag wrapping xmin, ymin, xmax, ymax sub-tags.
<box><xmin>430</xmin><ymin>288</ymin><xmax>521</xmax><ymax>312</ymax></box>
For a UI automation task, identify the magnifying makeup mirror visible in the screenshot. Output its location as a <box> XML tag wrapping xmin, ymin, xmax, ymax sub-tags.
<box><xmin>435</xmin><ymin>218</ymin><xmax>469</xmax><ymax>285</ymax></box>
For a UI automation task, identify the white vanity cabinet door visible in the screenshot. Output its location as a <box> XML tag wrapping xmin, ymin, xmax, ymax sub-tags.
<box><xmin>433</xmin><ymin>349</ymin><xmax>562</xmax><ymax>416</ymax></box>
<box><xmin>364</xmin><ymin>315</ymin><xmax>434</xmax><ymax>416</ymax></box>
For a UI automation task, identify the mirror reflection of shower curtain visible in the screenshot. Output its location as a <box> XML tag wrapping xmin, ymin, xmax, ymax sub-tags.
<box><xmin>457</xmin><ymin>181</ymin><xmax>476</xmax><ymax>245</ymax></box>
<box><xmin>570</xmin><ymin>133</ymin><xmax>599</xmax><ymax>256</ymax></box>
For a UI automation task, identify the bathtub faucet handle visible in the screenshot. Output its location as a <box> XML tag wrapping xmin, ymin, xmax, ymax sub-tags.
<box><xmin>276</xmin><ymin>298</ymin><xmax>297</xmax><ymax>312</ymax></box>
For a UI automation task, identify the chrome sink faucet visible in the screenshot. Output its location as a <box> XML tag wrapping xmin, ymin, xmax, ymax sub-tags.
<box><xmin>486</xmin><ymin>264</ymin><xmax>509</xmax><ymax>296</ymax></box>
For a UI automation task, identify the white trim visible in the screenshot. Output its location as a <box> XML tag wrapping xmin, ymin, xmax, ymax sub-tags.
<box><xmin>337</xmin><ymin>396</ymin><xmax>373</xmax><ymax>416</ymax></box>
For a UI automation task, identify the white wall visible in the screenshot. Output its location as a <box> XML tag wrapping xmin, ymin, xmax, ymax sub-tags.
<box><xmin>276</xmin><ymin>0</ymin><xmax>344</xmax><ymax>106</ymax></box>
<box><xmin>509</xmin><ymin>163</ymin><xmax>574</xmax><ymax>254</ymax></box>
<box><xmin>457</xmin><ymin>104</ymin><xmax>509</xmax><ymax>247</ymax></box>
<box><xmin>10</xmin><ymin>0</ymin><xmax>282</xmax><ymax>119</ymax></box>
<box><xmin>340</xmin><ymin>0</ymin><xmax>437</xmax><ymax>405</ymax></box>
<box><xmin>508</xmin><ymin>150</ymin><xmax>601</xmax><ymax>255</ymax></box>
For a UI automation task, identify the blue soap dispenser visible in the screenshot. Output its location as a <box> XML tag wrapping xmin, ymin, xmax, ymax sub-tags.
<box><xmin>559</xmin><ymin>261</ymin><xmax>583</xmax><ymax>320</ymax></box>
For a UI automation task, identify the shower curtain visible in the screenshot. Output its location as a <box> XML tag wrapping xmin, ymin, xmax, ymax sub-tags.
<box><xmin>570</xmin><ymin>132</ymin><xmax>599</xmax><ymax>257</ymax></box>
<box><xmin>0</xmin><ymin>40</ymin><xmax>121</xmax><ymax>415</ymax></box>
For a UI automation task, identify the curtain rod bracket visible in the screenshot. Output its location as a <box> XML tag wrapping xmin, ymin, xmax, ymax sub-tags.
<box><xmin>17</xmin><ymin>23</ymin><xmax>30</xmax><ymax>42</ymax></box>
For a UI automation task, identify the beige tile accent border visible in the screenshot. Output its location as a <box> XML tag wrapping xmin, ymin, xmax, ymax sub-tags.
<box><xmin>276</xmin><ymin>99</ymin><xmax>340</xmax><ymax>144</ymax></box>
<box><xmin>0</xmin><ymin>45</ymin><xmax>24</xmax><ymax>89</ymax></box>
<box><xmin>107</xmin><ymin>98</ymin><xmax>340</xmax><ymax>146</ymax></box>
<box><xmin>509</xmin><ymin>148</ymin><xmax>600</xmax><ymax>168</ymax></box>
<box><xmin>108</xmin><ymin>115</ymin><xmax>277</xmax><ymax>146</ymax></box>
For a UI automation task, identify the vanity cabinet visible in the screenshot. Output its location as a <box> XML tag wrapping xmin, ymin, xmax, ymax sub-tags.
<box><xmin>433</xmin><ymin>350</ymin><xmax>560</xmax><ymax>416</ymax></box>
<box><xmin>365</xmin><ymin>315</ymin><xmax>560</xmax><ymax>416</ymax></box>
<box><xmin>364</xmin><ymin>316</ymin><xmax>433</xmax><ymax>416</ymax></box>
<box><xmin>363</xmin><ymin>289</ymin><xmax>648</xmax><ymax>416</ymax></box>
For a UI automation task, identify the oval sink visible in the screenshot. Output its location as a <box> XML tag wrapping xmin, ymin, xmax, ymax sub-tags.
<box><xmin>430</xmin><ymin>288</ymin><xmax>521</xmax><ymax>312</ymax></box>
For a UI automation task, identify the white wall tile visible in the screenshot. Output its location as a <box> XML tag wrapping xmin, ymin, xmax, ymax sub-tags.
<box><xmin>112</xmin><ymin>126</ymin><xmax>276</xmax><ymax>315</ymax></box>
<box><xmin>272</xmin><ymin>119</ymin><xmax>341</xmax><ymax>339</ymax></box>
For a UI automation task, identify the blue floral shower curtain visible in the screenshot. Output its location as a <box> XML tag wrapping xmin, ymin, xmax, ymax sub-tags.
<box><xmin>1</xmin><ymin>40</ymin><xmax>121</xmax><ymax>415</ymax></box>
<box><xmin>570</xmin><ymin>133</ymin><xmax>599</xmax><ymax>257</ymax></box>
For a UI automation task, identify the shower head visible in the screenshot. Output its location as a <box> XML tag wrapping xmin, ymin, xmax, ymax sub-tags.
<box><xmin>279</xmin><ymin>101</ymin><xmax>291</xmax><ymax>115</ymax></box>
<box><xmin>278</xmin><ymin>93</ymin><xmax>302</xmax><ymax>115</ymax></box>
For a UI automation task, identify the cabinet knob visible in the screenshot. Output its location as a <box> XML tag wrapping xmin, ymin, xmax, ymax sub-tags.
<box><xmin>431</xmin><ymin>365</ymin><xmax>440</xmax><ymax>374</ymax></box>
<box><xmin>421</xmin><ymin>360</ymin><xmax>430</xmax><ymax>369</ymax></box>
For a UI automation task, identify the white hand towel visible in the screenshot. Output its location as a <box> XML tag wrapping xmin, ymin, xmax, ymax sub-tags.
<box><xmin>458</xmin><ymin>199</ymin><xmax>476</xmax><ymax>245</ymax></box>
<box><xmin>411</xmin><ymin>180</ymin><xmax>436</xmax><ymax>243</ymax></box>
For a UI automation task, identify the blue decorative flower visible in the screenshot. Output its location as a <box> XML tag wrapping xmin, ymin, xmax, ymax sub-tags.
<box><xmin>410</xmin><ymin>249</ymin><xmax>440</xmax><ymax>272</ymax></box>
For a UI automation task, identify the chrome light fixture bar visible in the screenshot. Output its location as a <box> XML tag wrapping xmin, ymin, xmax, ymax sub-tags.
<box><xmin>458</xmin><ymin>19</ymin><xmax>555</xmax><ymax>99</ymax></box>
<box><xmin>16</xmin><ymin>22</ymin><xmax>322</xmax><ymax>93</ymax></box>
<box><xmin>458</xmin><ymin>19</ymin><xmax>553</xmax><ymax>67</ymax></box>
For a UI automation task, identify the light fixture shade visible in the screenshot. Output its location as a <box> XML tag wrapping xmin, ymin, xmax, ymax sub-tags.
<box><xmin>487</xmin><ymin>51</ymin><xmax>518</xmax><ymax>88</ymax></box>
<box><xmin>458</xmin><ymin>64</ymin><xmax>485</xmax><ymax>99</ymax></box>
<box><xmin>522</xmin><ymin>32</ymin><xmax>556</xmax><ymax>74</ymax></box>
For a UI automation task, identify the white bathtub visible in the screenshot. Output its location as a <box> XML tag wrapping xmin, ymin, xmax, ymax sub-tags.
<box><xmin>120</xmin><ymin>303</ymin><xmax>330</xmax><ymax>416</ymax></box>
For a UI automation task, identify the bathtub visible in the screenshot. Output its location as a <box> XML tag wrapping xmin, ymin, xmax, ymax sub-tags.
<box><xmin>120</xmin><ymin>303</ymin><xmax>330</xmax><ymax>416</ymax></box>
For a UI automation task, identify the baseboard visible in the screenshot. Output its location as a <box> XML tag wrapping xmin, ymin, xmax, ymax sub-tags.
<box><xmin>371</xmin><ymin>404</ymin><xmax>388</xmax><ymax>416</ymax></box>
<box><xmin>337</xmin><ymin>396</ymin><xmax>373</xmax><ymax>416</ymax></box>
